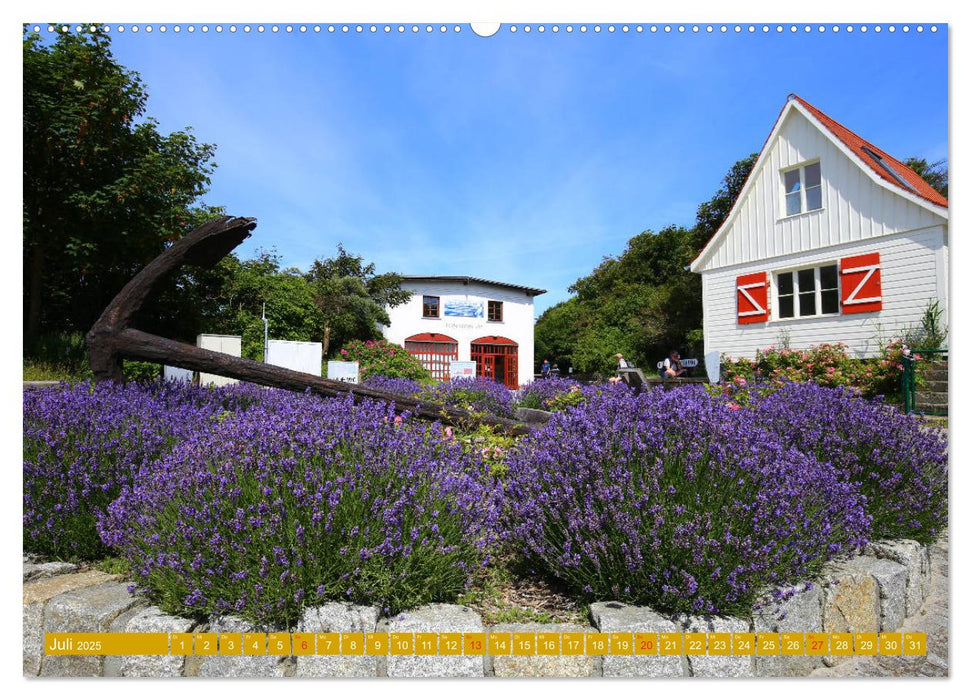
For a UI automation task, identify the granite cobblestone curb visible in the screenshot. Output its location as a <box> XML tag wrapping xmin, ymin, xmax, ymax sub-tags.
<box><xmin>589</xmin><ymin>602</ymin><xmax>684</xmax><ymax>677</ymax></box>
<box><xmin>295</xmin><ymin>603</ymin><xmax>380</xmax><ymax>678</ymax></box>
<box><xmin>488</xmin><ymin>623</ymin><xmax>599</xmax><ymax>677</ymax></box>
<box><xmin>679</xmin><ymin>615</ymin><xmax>753</xmax><ymax>678</ymax></box>
<box><xmin>40</xmin><ymin>580</ymin><xmax>145</xmax><ymax>677</ymax></box>
<box><xmin>385</xmin><ymin>604</ymin><xmax>484</xmax><ymax>678</ymax></box>
<box><xmin>22</xmin><ymin>535</ymin><xmax>943</xmax><ymax>678</ymax></box>
<box><xmin>23</xmin><ymin>569</ymin><xmax>120</xmax><ymax>676</ymax></box>
<box><xmin>753</xmin><ymin>583</ymin><xmax>824</xmax><ymax>677</ymax></box>
<box><xmin>192</xmin><ymin>615</ymin><xmax>288</xmax><ymax>678</ymax></box>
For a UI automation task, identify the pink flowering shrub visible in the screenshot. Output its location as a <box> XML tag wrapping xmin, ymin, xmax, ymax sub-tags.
<box><xmin>721</xmin><ymin>341</ymin><xmax>912</xmax><ymax>399</ymax></box>
<box><xmin>338</xmin><ymin>339</ymin><xmax>432</xmax><ymax>383</ymax></box>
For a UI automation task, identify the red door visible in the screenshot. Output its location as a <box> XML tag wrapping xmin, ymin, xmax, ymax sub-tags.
<box><xmin>471</xmin><ymin>336</ymin><xmax>518</xmax><ymax>389</ymax></box>
<box><xmin>481</xmin><ymin>356</ymin><xmax>495</xmax><ymax>381</ymax></box>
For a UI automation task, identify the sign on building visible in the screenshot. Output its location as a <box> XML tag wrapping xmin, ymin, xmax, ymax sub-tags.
<box><xmin>266</xmin><ymin>339</ymin><xmax>322</xmax><ymax>376</ymax></box>
<box><xmin>327</xmin><ymin>360</ymin><xmax>360</xmax><ymax>384</ymax></box>
<box><xmin>449</xmin><ymin>361</ymin><xmax>477</xmax><ymax>380</ymax></box>
<box><xmin>163</xmin><ymin>365</ymin><xmax>193</xmax><ymax>383</ymax></box>
<box><xmin>197</xmin><ymin>334</ymin><xmax>242</xmax><ymax>387</ymax></box>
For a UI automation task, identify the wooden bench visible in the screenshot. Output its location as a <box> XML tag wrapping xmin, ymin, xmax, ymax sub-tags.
<box><xmin>656</xmin><ymin>358</ymin><xmax>699</xmax><ymax>374</ymax></box>
<box><xmin>617</xmin><ymin>366</ymin><xmax>708</xmax><ymax>393</ymax></box>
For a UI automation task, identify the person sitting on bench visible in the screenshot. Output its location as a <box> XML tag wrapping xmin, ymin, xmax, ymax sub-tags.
<box><xmin>662</xmin><ymin>350</ymin><xmax>686</xmax><ymax>378</ymax></box>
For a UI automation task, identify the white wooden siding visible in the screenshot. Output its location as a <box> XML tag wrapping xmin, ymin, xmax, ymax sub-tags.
<box><xmin>702</xmin><ymin>226</ymin><xmax>947</xmax><ymax>359</ymax></box>
<box><xmin>696</xmin><ymin>109</ymin><xmax>945</xmax><ymax>272</ymax></box>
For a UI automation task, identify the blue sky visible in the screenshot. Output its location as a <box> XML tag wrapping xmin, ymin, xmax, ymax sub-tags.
<box><xmin>99</xmin><ymin>24</ymin><xmax>947</xmax><ymax>318</ymax></box>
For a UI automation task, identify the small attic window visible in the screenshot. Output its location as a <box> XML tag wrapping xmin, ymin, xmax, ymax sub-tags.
<box><xmin>782</xmin><ymin>161</ymin><xmax>822</xmax><ymax>216</ymax></box>
<box><xmin>861</xmin><ymin>146</ymin><xmax>918</xmax><ymax>193</ymax></box>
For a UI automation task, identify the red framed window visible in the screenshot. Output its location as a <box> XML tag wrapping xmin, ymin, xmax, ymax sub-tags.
<box><xmin>487</xmin><ymin>300</ymin><xmax>503</xmax><ymax>322</ymax></box>
<box><xmin>404</xmin><ymin>333</ymin><xmax>458</xmax><ymax>381</ymax></box>
<box><xmin>422</xmin><ymin>295</ymin><xmax>440</xmax><ymax>318</ymax></box>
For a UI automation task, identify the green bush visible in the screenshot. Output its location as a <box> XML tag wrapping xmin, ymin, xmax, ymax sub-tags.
<box><xmin>337</xmin><ymin>339</ymin><xmax>432</xmax><ymax>383</ymax></box>
<box><xmin>123</xmin><ymin>361</ymin><xmax>162</xmax><ymax>382</ymax></box>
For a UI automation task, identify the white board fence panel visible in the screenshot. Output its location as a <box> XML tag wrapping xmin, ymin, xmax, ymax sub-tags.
<box><xmin>266</xmin><ymin>339</ymin><xmax>322</xmax><ymax>376</ymax></box>
<box><xmin>197</xmin><ymin>334</ymin><xmax>242</xmax><ymax>387</ymax></box>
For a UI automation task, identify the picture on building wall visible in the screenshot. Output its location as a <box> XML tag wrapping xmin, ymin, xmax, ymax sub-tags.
<box><xmin>443</xmin><ymin>300</ymin><xmax>485</xmax><ymax>318</ymax></box>
<box><xmin>21</xmin><ymin>12</ymin><xmax>951</xmax><ymax>686</ymax></box>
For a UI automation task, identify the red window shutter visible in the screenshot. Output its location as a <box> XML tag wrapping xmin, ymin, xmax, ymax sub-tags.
<box><xmin>840</xmin><ymin>252</ymin><xmax>882</xmax><ymax>314</ymax></box>
<box><xmin>736</xmin><ymin>272</ymin><xmax>769</xmax><ymax>324</ymax></box>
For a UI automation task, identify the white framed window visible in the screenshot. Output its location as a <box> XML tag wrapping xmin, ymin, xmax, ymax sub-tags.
<box><xmin>781</xmin><ymin>160</ymin><xmax>823</xmax><ymax>217</ymax></box>
<box><xmin>775</xmin><ymin>263</ymin><xmax>839</xmax><ymax>319</ymax></box>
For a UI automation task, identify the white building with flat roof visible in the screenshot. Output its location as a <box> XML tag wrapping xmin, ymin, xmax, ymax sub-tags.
<box><xmin>380</xmin><ymin>275</ymin><xmax>546</xmax><ymax>389</ymax></box>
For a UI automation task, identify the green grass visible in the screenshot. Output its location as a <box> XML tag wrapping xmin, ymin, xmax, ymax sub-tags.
<box><xmin>93</xmin><ymin>556</ymin><xmax>133</xmax><ymax>577</ymax></box>
<box><xmin>457</xmin><ymin>555</ymin><xmax>586</xmax><ymax>626</ymax></box>
<box><xmin>23</xmin><ymin>360</ymin><xmax>88</xmax><ymax>382</ymax></box>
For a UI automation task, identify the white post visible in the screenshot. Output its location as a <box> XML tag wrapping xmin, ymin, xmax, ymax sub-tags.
<box><xmin>262</xmin><ymin>302</ymin><xmax>269</xmax><ymax>362</ymax></box>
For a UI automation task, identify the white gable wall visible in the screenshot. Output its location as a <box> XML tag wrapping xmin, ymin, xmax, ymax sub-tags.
<box><xmin>702</xmin><ymin>225</ymin><xmax>947</xmax><ymax>359</ymax></box>
<box><xmin>695</xmin><ymin>103</ymin><xmax>948</xmax><ymax>360</ymax></box>
<box><xmin>695</xmin><ymin>108</ymin><xmax>945</xmax><ymax>272</ymax></box>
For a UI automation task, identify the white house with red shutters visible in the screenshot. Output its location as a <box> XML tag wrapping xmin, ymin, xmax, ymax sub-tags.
<box><xmin>379</xmin><ymin>276</ymin><xmax>546</xmax><ymax>389</ymax></box>
<box><xmin>690</xmin><ymin>94</ymin><xmax>949</xmax><ymax>359</ymax></box>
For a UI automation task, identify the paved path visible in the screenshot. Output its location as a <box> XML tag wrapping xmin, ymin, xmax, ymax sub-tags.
<box><xmin>811</xmin><ymin>533</ymin><xmax>948</xmax><ymax>677</ymax></box>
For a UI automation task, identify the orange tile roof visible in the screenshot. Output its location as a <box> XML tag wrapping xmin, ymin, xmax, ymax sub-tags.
<box><xmin>792</xmin><ymin>95</ymin><xmax>948</xmax><ymax>208</ymax></box>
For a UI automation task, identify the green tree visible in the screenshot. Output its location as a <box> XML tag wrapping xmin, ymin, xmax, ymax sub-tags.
<box><xmin>566</xmin><ymin>225</ymin><xmax>698</xmax><ymax>373</ymax></box>
<box><xmin>534</xmin><ymin>154</ymin><xmax>757</xmax><ymax>376</ymax></box>
<box><xmin>904</xmin><ymin>157</ymin><xmax>948</xmax><ymax>199</ymax></box>
<box><xmin>305</xmin><ymin>245</ymin><xmax>411</xmax><ymax>356</ymax></box>
<box><xmin>691</xmin><ymin>153</ymin><xmax>758</xmax><ymax>252</ymax></box>
<box><xmin>200</xmin><ymin>251</ymin><xmax>321</xmax><ymax>361</ymax></box>
<box><xmin>23</xmin><ymin>28</ymin><xmax>217</xmax><ymax>345</ymax></box>
<box><xmin>534</xmin><ymin>298</ymin><xmax>584</xmax><ymax>374</ymax></box>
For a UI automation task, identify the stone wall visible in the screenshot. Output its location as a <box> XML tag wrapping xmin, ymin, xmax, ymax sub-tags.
<box><xmin>24</xmin><ymin>534</ymin><xmax>946</xmax><ymax>678</ymax></box>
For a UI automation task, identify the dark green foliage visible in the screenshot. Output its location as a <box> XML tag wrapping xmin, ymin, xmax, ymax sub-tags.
<box><xmin>904</xmin><ymin>157</ymin><xmax>948</xmax><ymax>199</ymax></box>
<box><xmin>535</xmin><ymin>155</ymin><xmax>758</xmax><ymax>377</ymax></box>
<box><xmin>305</xmin><ymin>245</ymin><xmax>412</xmax><ymax>356</ymax></box>
<box><xmin>23</xmin><ymin>29</ymin><xmax>218</xmax><ymax>345</ymax></box>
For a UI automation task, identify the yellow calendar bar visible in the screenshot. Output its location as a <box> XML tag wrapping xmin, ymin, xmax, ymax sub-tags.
<box><xmin>42</xmin><ymin>631</ymin><xmax>927</xmax><ymax>657</ymax></box>
<box><xmin>44</xmin><ymin>633</ymin><xmax>169</xmax><ymax>656</ymax></box>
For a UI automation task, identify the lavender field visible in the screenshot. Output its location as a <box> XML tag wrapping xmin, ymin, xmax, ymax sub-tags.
<box><xmin>23</xmin><ymin>377</ymin><xmax>947</xmax><ymax>627</ymax></box>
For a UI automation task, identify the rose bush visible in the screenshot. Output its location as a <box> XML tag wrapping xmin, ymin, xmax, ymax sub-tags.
<box><xmin>338</xmin><ymin>339</ymin><xmax>432</xmax><ymax>383</ymax></box>
<box><xmin>720</xmin><ymin>341</ymin><xmax>915</xmax><ymax>399</ymax></box>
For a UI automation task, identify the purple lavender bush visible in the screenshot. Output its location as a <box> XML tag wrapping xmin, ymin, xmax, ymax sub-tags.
<box><xmin>361</xmin><ymin>375</ymin><xmax>424</xmax><ymax>397</ymax></box>
<box><xmin>516</xmin><ymin>376</ymin><xmax>584</xmax><ymax>410</ymax></box>
<box><xmin>100</xmin><ymin>394</ymin><xmax>500</xmax><ymax>627</ymax></box>
<box><xmin>745</xmin><ymin>382</ymin><xmax>948</xmax><ymax>543</ymax></box>
<box><xmin>503</xmin><ymin>386</ymin><xmax>870</xmax><ymax>616</ymax></box>
<box><xmin>23</xmin><ymin>381</ymin><xmax>249</xmax><ymax>559</ymax></box>
<box><xmin>418</xmin><ymin>377</ymin><xmax>515</xmax><ymax>418</ymax></box>
<box><xmin>516</xmin><ymin>377</ymin><xmax>632</xmax><ymax>412</ymax></box>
